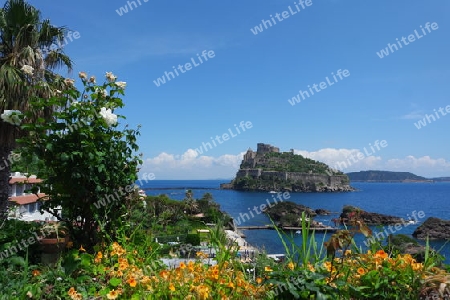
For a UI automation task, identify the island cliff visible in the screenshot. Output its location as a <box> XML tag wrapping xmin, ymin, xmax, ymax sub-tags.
<box><xmin>221</xmin><ymin>143</ymin><xmax>354</xmax><ymax>192</ymax></box>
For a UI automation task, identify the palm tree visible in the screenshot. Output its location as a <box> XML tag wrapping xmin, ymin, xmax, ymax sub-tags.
<box><xmin>0</xmin><ymin>0</ymin><xmax>72</xmax><ymax>220</ymax></box>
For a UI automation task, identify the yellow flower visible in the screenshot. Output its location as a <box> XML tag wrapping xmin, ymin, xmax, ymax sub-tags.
<box><xmin>106</xmin><ymin>289</ymin><xmax>119</xmax><ymax>299</ymax></box>
<box><xmin>179</xmin><ymin>262</ymin><xmax>186</xmax><ymax>269</ymax></box>
<box><xmin>264</xmin><ymin>266</ymin><xmax>273</xmax><ymax>272</ymax></box>
<box><xmin>66</xmin><ymin>241</ymin><xmax>73</xmax><ymax>249</ymax></box>
<box><xmin>287</xmin><ymin>261</ymin><xmax>295</xmax><ymax>270</ymax></box>
<box><xmin>256</xmin><ymin>277</ymin><xmax>263</xmax><ymax>284</ymax></box>
<box><xmin>79</xmin><ymin>245</ymin><xmax>86</xmax><ymax>252</ymax></box>
<box><xmin>169</xmin><ymin>283</ymin><xmax>175</xmax><ymax>291</ymax></box>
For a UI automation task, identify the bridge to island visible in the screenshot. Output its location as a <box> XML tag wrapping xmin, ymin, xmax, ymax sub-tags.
<box><xmin>236</xmin><ymin>225</ymin><xmax>338</xmax><ymax>232</ymax></box>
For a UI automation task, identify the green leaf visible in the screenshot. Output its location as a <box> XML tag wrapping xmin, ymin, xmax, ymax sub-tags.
<box><xmin>109</xmin><ymin>277</ymin><xmax>121</xmax><ymax>287</ymax></box>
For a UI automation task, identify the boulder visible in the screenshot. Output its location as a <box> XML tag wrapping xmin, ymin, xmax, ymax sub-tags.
<box><xmin>412</xmin><ymin>217</ymin><xmax>450</xmax><ymax>240</ymax></box>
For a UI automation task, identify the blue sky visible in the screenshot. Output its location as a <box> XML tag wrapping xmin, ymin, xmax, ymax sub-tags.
<box><xmin>24</xmin><ymin>0</ymin><xmax>450</xmax><ymax>179</ymax></box>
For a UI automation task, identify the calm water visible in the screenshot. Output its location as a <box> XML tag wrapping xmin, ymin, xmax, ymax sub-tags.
<box><xmin>141</xmin><ymin>180</ymin><xmax>450</xmax><ymax>262</ymax></box>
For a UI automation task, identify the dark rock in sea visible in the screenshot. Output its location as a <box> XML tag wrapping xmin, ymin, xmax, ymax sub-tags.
<box><xmin>263</xmin><ymin>201</ymin><xmax>333</xmax><ymax>229</ymax></box>
<box><xmin>412</xmin><ymin>217</ymin><xmax>450</xmax><ymax>240</ymax></box>
<box><xmin>340</xmin><ymin>205</ymin><xmax>404</xmax><ymax>226</ymax></box>
<box><xmin>387</xmin><ymin>234</ymin><xmax>427</xmax><ymax>263</ymax></box>
<box><xmin>315</xmin><ymin>208</ymin><xmax>331</xmax><ymax>215</ymax></box>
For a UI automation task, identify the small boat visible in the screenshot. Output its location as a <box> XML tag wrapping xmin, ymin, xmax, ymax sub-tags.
<box><xmin>269</xmin><ymin>191</ymin><xmax>277</xmax><ymax>194</ymax></box>
<box><xmin>295</xmin><ymin>230</ymin><xmax>302</xmax><ymax>235</ymax></box>
<box><xmin>138</xmin><ymin>189</ymin><xmax>146</xmax><ymax>197</ymax></box>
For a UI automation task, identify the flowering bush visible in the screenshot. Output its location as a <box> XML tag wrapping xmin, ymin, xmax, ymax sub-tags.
<box><xmin>18</xmin><ymin>71</ymin><xmax>142</xmax><ymax>250</ymax></box>
<box><xmin>0</xmin><ymin>110</ymin><xmax>23</xmax><ymax>126</ymax></box>
<box><xmin>58</xmin><ymin>241</ymin><xmax>266</xmax><ymax>299</ymax></box>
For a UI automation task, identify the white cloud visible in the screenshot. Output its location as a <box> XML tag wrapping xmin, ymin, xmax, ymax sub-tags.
<box><xmin>295</xmin><ymin>149</ymin><xmax>450</xmax><ymax>178</ymax></box>
<box><xmin>294</xmin><ymin>148</ymin><xmax>382</xmax><ymax>172</ymax></box>
<box><xmin>400</xmin><ymin>110</ymin><xmax>424</xmax><ymax>120</ymax></box>
<box><xmin>140</xmin><ymin>148</ymin><xmax>450</xmax><ymax>179</ymax></box>
<box><xmin>140</xmin><ymin>150</ymin><xmax>244</xmax><ymax>179</ymax></box>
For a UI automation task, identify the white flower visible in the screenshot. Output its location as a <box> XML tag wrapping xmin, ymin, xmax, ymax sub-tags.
<box><xmin>1</xmin><ymin>110</ymin><xmax>22</xmax><ymax>126</ymax></box>
<box><xmin>78</xmin><ymin>72</ymin><xmax>87</xmax><ymax>80</ymax></box>
<box><xmin>115</xmin><ymin>81</ymin><xmax>126</xmax><ymax>89</ymax></box>
<box><xmin>99</xmin><ymin>107</ymin><xmax>117</xmax><ymax>127</ymax></box>
<box><xmin>94</xmin><ymin>87</ymin><xmax>108</xmax><ymax>98</ymax></box>
<box><xmin>20</xmin><ymin>65</ymin><xmax>34</xmax><ymax>76</ymax></box>
<box><xmin>64</xmin><ymin>78</ymin><xmax>75</xmax><ymax>86</ymax></box>
<box><xmin>105</xmin><ymin>72</ymin><xmax>117</xmax><ymax>82</ymax></box>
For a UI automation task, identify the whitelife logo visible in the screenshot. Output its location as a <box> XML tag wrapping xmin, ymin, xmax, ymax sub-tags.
<box><xmin>376</xmin><ymin>22</ymin><xmax>439</xmax><ymax>59</ymax></box>
<box><xmin>194</xmin><ymin>121</ymin><xmax>253</xmax><ymax>155</ymax></box>
<box><xmin>288</xmin><ymin>69</ymin><xmax>350</xmax><ymax>106</ymax></box>
<box><xmin>153</xmin><ymin>50</ymin><xmax>215</xmax><ymax>87</ymax></box>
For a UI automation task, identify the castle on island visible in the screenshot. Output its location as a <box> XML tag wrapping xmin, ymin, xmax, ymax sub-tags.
<box><xmin>221</xmin><ymin>143</ymin><xmax>354</xmax><ymax>192</ymax></box>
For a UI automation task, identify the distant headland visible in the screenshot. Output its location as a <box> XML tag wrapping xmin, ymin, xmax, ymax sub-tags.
<box><xmin>346</xmin><ymin>170</ymin><xmax>438</xmax><ymax>182</ymax></box>
<box><xmin>220</xmin><ymin>143</ymin><xmax>354</xmax><ymax>192</ymax></box>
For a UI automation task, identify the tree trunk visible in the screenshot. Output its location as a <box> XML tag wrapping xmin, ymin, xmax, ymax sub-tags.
<box><xmin>0</xmin><ymin>145</ymin><xmax>12</xmax><ymax>221</ymax></box>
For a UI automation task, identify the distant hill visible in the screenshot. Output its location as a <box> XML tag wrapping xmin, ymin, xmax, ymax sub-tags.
<box><xmin>431</xmin><ymin>177</ymin><xmax>450</xmax><ymax>182</ymax></box>
<box><xmin>346</xmin><ymin>170</ymin><xmax>431</xmax><ymax>182</ymax></box>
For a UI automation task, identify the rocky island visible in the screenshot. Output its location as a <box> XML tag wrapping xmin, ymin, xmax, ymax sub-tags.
<box><xmin>263</xmin><ymin>201</ymin><xmax>333</xmax><ymax>228</ymax></box>
<box><xmin>221</xmin><ymin>143</ymin><xmax>354</xmax><ymax>192</ymax></box>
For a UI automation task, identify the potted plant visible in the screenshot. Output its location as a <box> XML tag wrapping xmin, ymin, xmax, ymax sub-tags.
<box><xmin>38</xmin><ymin>222</ymin><xmax>69</xmax><ymax>265</ymax></box>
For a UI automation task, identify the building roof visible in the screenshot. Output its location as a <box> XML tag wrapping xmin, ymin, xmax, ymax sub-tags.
<box><xmin>9</xmin><ymin>177</ymin><xmax>43</xmax><ymax>184</ymax></box>
<box><xmin>10</xmin><ymin>193</ymin><xmax>47</xmax><ymax>205</ymax></box>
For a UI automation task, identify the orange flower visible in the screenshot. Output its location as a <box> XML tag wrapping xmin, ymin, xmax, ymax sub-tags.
<box><xmin>127</xmin><ymin>277</ymin><xmax>137</xmax><ymax>287</ymax></box>
<box><xmin>159</xmin><ymin>270</ymin><xmax>169</xmax><ymax>280</ymax></box>
<box><xmin>357</xmin><ymin>267</ymin><xmax>366</xmax><ymax>275</ymax></box>
<box><xmin>68</xmin><ymin>287</ymin><xmax>77</xmax><ymax>296</ymax></box>
<box><xmin>32</xmin><ymin>269</ymin><xmax>41</xmax><ymax>276</ymax></box>
<box><xmin>256</xmin><ymin>277</ymin><xmax>263</xmax><ymax>284</ymax></box>
<box><xmin>374</xmin><ymin>249</ymin><xmax>388</xmax><ymax>259</ymax></box>
<box><xmin>179</xmin><ymin>262</ymin><xmax>186</xmax><ymax>269</ymax></box>
<box><xmin>79</xmin><ymin>245</ymin><xmax>86</xmax><ymax>252</ymax></box>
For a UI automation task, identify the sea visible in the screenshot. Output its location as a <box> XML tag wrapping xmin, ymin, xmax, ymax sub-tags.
<box><xmin>140</xmin><ymin>180</ymin><xmax>450</xmax><ymax>263</ymax></box>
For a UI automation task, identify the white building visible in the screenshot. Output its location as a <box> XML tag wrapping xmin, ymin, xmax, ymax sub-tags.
<box><xmin>8</xmin><ymin>172</ymin><xmax>61</xmax><ymax>221</ymax></box>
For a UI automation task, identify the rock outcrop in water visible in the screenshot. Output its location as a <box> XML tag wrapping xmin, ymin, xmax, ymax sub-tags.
<box><xmin>412</xmin><ymin>217</ymin><xmax>450</xmax><ymax>240</ymax></box>
<box><xmin>220</xmin><ymin>143</ymin><xmax>354</xmax><ymax>192</ymax></box>
<box><xmin>339</xmin><ymin>205</ymin><xmax>405</xmax><ymax>226</ymax></box>
<box><xmin>263</xmin><ymin>201</ymin><xmax>331</xmax><ymax>228</ymax></box>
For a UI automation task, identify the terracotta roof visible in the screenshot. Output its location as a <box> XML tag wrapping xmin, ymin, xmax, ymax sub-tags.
<box><xmin>9</xmin><ymin>177</ymin><xmax>43</xmax><ymax>184</ymax></box>
<box><xmin>10</xmin><ymin>193</ymin><xmax>47</xmax><ymax>205</ymax></box>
